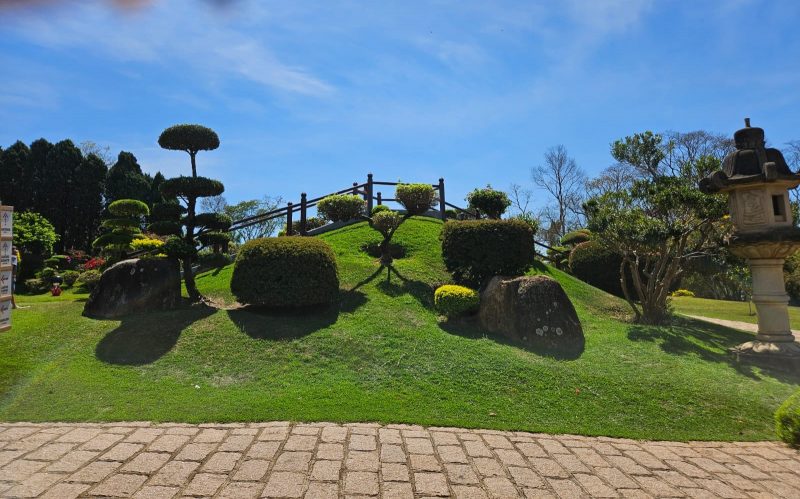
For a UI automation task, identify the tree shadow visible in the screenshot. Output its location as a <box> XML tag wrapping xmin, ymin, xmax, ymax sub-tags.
<box><xmin>95</xmin><ymin>304</ymin><xmax>216</xmax><ymax>366</ymax></box>
<box><xmin>376</xmin><ymin>266</ymin><xmax>435</xmax><ymax>309</ymax></box>
<box><xmin>628</xmin><ymin>316</ymin><xmax>800</xmax><ymax>382</ymax></box>
<box><xmin>227</xmin><ymin>291</ymin><xmax>367</xmax><ymax>341</ymax></box>
<box><xmin>438</xmin><ymin>317</ymin><xmax>585</xmax><ymax>360</ymax></box>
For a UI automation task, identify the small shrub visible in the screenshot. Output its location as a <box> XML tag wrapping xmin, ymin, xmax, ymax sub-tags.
<box><xmin>317</xmin><ymin>194</ymin><xmax>365</xmax><ymax>222</ymax></box>
<box><xmin>37</xmin><ymin>267</ymin><xmax>57</xmax><ymax>280</ymax></box>
<box><xmin>560</xmin><ymin>229</ymin><xmax>592</xmax><ymax>246</ymax></box>
<box><xmin>445</xmin><ymin>208</ymin><xmax>458</xmax><ymax>219</ymax></box>
<box><xmin>130</xmin><ymin>238</ymin><xmax>165</xmax><ymax>252</ymax></box>
<box><xmin>198</xmin><ymin>251</ymin><xmax>233</xmax><ymax>268</ymax></box>
<box><xmin>568</xmin><ymin>241</ymin><xmax>625</xmax><ymax>297</ymax></box>
<box><xmin>371</xmin><ymin>205</ymin><xmax>390</xmax><ymax>215</ymax></box>
<box><xmin>109</xmin><ymin>199</ymin><xmax>149</xmax><ymax>217</ymax></box>
<box><xmin>776</xmin><ymin>390</ymin><xmax>800</xmax><ymax>447</ymax></box>
<box><xmin>23</xmin><ymin>278</ymin><xmax>49</xmax><ymax>294</ymax></box>
<box><xmin>466</xmin><ymin>186</ymin><xmax>511</xmax><ymax>219</ymax></box>
<box><xmin>231</xmin><ymin>237</ymin><xmax>339</xmax><ymax>307</ymax></box>
<box><xmin>441</xmin><ymin>219</ymin><xmax>536</xmax><ymax>287</ymax></box>
<box><xmin>371</xmin><ymin>211</ymin><xmax>402</xmax><ymax>237</ymax></box>
<box><xmin>76</xmin><ymin>270</ymin><xmax>102</xmax><ymax>291</ymax></box>
<box><xmin>671</xmin><ymin>289</ymin><xmax>695</xmax><ymax>297</ymax></box>
<box><xmin>44</xmin><ymin>254</ymin><xmax>71</xmax><ymax>270</ymax></box>
<box><xmin>434</xmin><ymin>285</ymin><xmax>479</xmax><ymax>317</ymax></box>
<box><xmin>361</xmin><ymin>242</ymin><xmax>406</xmax><ymax>259</ymax></box>
<box><xmin>395</xmin><ymin>183</ymin><xmax>436</xmax><ymax>215</ymax></box>
<box><xmin>62</xmin><ymin>270</ymin><xmax>80</xmax><ymax>287</ymax></box>
<box><xmin>305</xmin><ymin>216</ymin><xmax>327</xmax><ymax>230</ymax></box>
<box><xmin>82</xmin><ymin>257</ymin><xmax>106</xmax><ymax>270</ymax></box>
<box><xmin>162</xmin><ymin>236</ymin><xmax>197</xmax><ymax>260</ymax></box>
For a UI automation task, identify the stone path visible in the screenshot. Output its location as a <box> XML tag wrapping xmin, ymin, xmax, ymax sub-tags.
<box><xmin>683</xmin><ymin>315</ymin><xmax>800</xmax><ymax>339</ymax></box>
<box><xmin>0</xmin><ymin>422</ymin><xmax>798</xmax><ymax>498</ymax></box>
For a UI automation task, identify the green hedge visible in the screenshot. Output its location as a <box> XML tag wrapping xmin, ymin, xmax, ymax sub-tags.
<box><xmin>160</xmin><ymin>176</ymin><xmax>224</xmax><ymax>198</ymax></box>
<box><xmin>568</xmin><ymin>241</ymin><xmax>625</xmax><ymax>297</ymax></box>
<box><xmin>466</xmin><ymin>186</ymin><xmax>510</xmax><ymax>219</ymax></box>
<box><xmin>317</xmin><ymin>194</ymin><xmax>365</xmax><ymax>222</ymax></box>
<box><xmin>560</xmin><ymin>229</ymin><xmax>592</xmax><ymax>246</ymax></box>
<box><xmin>434</xmin><ymin>285</ymin><xmax>479</xmax><ymax>317</ymax></box>
<box><xmin>776</xmin><ymin>389</ymin><xmax>800</xmax><ymax>447</ymax></box>
<box><xmin>441</xmin><ymin>219</ymin><xmax>535</xmax><ymax>287</ymax></box>
<box><xmin>231</xmin><ymin>237</ymin><xmax>339</xmax><ymax>307</ymax></box>
<box><xmin>396</xmin><ymin>183</ymin><xmax>436</xmax><ymax>215</ymax></box>
<box><xmin>109</xmin><ymin>199</ymin><xmax>149</xmax><ymax>217</ymax></box>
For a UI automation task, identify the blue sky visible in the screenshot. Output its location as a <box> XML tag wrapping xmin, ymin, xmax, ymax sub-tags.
<box><xmin>1</xmin><ymin>0</ymin><xmax>799</xmax><ymax>211</ymax></box>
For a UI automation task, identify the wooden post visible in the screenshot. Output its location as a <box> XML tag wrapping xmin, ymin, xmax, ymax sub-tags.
<box><xmin>377</xmin><ymin>192</ymin><xmax>382</xmax><ymax>206</ymax></box>
<box><xmin>352</xmin><ymin>182</ymin><xmax>358</xmax><ymax>195</ymax></box>
<box><xmin>300</xmin><ymin>193</ymin><xmax>307</xmax><ymax>236</ymax></box>
<box><xmin>286</xmin><ymin>202</ymin><xmax>294</xmax><ymax>236</ymax></box>
<box><xmin>438</xmin><ymin>177</ymin><xmax>446</xmax><ymax>220</ymax></box>
<box><xmin>366</xmin><ymin>173</ymin><xmax>374</xmax><ymax>214</ymax></box>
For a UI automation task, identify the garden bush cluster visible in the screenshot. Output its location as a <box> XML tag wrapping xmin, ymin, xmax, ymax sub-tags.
<box><xmin>434</xmin><ymin>285</ymin><xmax>479</xmax><ymax>317</ymax></box>
<box><xmin>568</xmin><ymin>241</ymin><xmax>626</xmax><ymax>297</ymax></box>
<box><xmin>317</xmin><ymin>194</ymin><xmax>364</xmax><ymax>222</ymax></box>
<box><xmin>231</xmin><ymin>237</ymin><xmax>339</xmax><ymax>307</ymax></box>
<box><xmin>441</xmin><ymin>219</ymin><xmax>536</xmax><ymax>287</ymax></box>
<box><xmin>466</xmin><ymin>186</ymin><xmax>510</xmax><ymax>219</ymax></box>
<box><xmin>776</xmin><ymin>389</ymin><xmax>800</xmax><ymax>447</ymax></box>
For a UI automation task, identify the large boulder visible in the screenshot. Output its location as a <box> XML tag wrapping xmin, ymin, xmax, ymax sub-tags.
<box><xmin>83</xmin><ymin>258</ymin><xmax>181</xmax><ymax>319</ymax></box>
<box><xmin>479</xmin><ymin>275</ymin><xmax>584</xmax><ymax>353</ymax></box>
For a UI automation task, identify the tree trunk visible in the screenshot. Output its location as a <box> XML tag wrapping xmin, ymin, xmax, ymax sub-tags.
<box><xmin>190</xmin><ymin>152</ymin><xmax>197</xmax><ymax>178</ymax></box>
<box><xmin>379</xmin><ymin>237</ymin><xmax>393</xmax><ymax>266</ymax></box>
<box><xmin>183</xmin><ymin>194</ymin><xmax>201</xmax><ymax>301</ymax></box>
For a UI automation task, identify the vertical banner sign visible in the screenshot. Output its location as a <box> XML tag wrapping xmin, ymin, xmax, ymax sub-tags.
<box><xmin>0</xmin><ymin>205</ymin><xmax>12</xmax><ymax>332</ymax></box>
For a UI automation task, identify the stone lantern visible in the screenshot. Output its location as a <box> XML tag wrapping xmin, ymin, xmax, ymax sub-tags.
<box><xmin>700</xmin><ymin>119</ymin><xmax>800</xmax><ymax>369</ymax></box>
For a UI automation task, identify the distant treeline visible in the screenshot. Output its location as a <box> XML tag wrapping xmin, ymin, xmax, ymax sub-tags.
<box><xmin>0</xmin><ymin>139</ymin><xmax>167</xmax><ymax>253</ymax></box>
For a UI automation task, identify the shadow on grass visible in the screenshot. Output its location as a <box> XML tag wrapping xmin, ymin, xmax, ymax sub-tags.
<box><xmin>628</xmin><ymin>317</ymin><xmax>800</xmax><ymax>382</ymax></box>
<box><xmin>376</xmin><ymin>267</ymin><xmax>435</xmax><ymax>309</ymax></box>
<box><xmin>96</xmin><ymin>304</ymin><xmax>216</xmax><ymax>366</ymax></box>
<box><xmin>227</xmin><ymin>291</ymin><xmax>367</xmax><ymax>341</ymax></box>
<box><xmin>438</xmin><ymin>317</ymin><xmax>585</xmax><ymax>360</ymax></box>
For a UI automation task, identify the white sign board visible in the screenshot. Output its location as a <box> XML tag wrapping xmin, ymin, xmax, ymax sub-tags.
<box><xmin>0</xmin><ymin>239</ymin><xmax>10</xmax><ymax>267</ymax></box>
<box><xmin>0</xmin><ymin>208</ymin><xmax>11</xmax><ymax>238</ymax></box>
<box><xmin>0</xmin><ymin>297</ymin><xmax>10</xmax><ymax>332</ymax></box>
<box><xmin>0</xmin><ymin>205</ymin><xmax>12</xmax><ymax>332</ymax></box>
<box><xmin>0</xmin><ymin>267</ymin><xmax>11</xmax><ymax>297</ymax></box>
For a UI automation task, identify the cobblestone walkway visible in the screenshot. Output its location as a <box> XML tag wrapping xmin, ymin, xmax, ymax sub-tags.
<box><xmin>0</xmin><ymin>422</ymin><xmax>798</xmax><ymax>498</ymax></box>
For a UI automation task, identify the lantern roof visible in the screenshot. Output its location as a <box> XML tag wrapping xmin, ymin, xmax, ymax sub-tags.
<box><xmin>699</xmin><ymin>118</ymin><xmax>800</xmax><ymax>193</ymax></box>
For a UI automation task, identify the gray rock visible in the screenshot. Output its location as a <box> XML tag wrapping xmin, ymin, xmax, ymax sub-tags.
<box><xmin>83</xmin><ymin>258</ymin><xmax>181</xmax><ymax>319</ymax></box>
<box><xmin>479</xmin><ymin>275</ymin><xmax>584</xmax><ymax>353</ymax></box>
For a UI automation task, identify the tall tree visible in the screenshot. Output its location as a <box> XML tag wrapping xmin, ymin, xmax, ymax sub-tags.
<box><xmin>531</xmin><ymin>145</ymin><xmax>586</xmax><ymax>240</ymax></box>
<box><xmin>29</xmin><ymin>138</ymin><xmax>53</xmax><ymax>215</ymax></box>
<box><xmin>105</xmin><ymin>151</ymin><xmax>152</xmax><ymax>205</ymax></box>
<box><xmin>662</xmin><ymin>130</ymin><xmax>734</xmax><ymax>181</ymax></box>
<box><xmin>0</xmin><ymin>142</ymin><xmax>32</xmax><ymax>209</ymax></box>
<box><xmin>72</xmin><ymin>153</ymin><xmax>108</xmax><ymax>250</ymax></box>
<box><xmin>584</xmin><ymin>163</ymin><xmax>637</xmax><ymax>199</ymax></box>
<box><xmin>611</xmin><ymin>131</ymin><xmax>665</xmax><ymax>180</ymax></box>
<box><xmin>41</xmin><ymin>139</ymin><xmax>83</xmax><ymax>252</ymax></box>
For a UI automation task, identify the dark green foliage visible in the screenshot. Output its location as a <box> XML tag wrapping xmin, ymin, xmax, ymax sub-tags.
<box><xmin>44</xmin><ymin>255</ymin><xmax>70</xmax><ymax>270</ymax></box>
<box><xmin>93</xmin><ymin>231</ymin><xmax>143</xmax><ymax>248</ymax></box>
<box><xmin>13</xmin><ymin>211</ymin><xmax>59</xmax><ymax>277</ymax></box>
<box><xmin>441</xmin><ymin>219</ymin><xmax>536</xmax><ymax>287</ymax></box>
<box><xmin>162</xmin><ymin>236</ymin><xmax>197</xmax><ymax>260</ymax></box>
<box><xmin>776</xmin><ymin>390</ymin><xmax>800</xmax><ymax>447</ymax></box>
<box><xmin>371</xmin><ymin>205</ymin><xmax>390</xmax><ymax>215</ymax></box>
<box><xmin>568</xmin><ymin>241</ymin><xmax>625</xmax><ymax>297</ymax></box>
<box><xmin>304</xmin><ymin>216</ymin><xmax>327</xmax><ymax>231</ymax></box>
<box><xmin>198</xmin><ymin>231</ymin><xmax>231</xmax><ymax>246</ymax></box>
<box><xmin>72</xmin><ymin>154</ymin><xmax>107</xmax><ymax>250</ymax></box>
<box><xmin>62</xmin><ymin>270</ymin><xmax>80</xmax><ymax>287</ymax></box>
<box><xmin>76</xmin><ymin>269</ymin><xmax>102</xmax><ymax>291</ymax></box>
<box><xmin>37</xmin><ymin>267</ymin><xmax>57</xmax><ymax>280</ymax></box>
<box><xmin>198</xmin><ymin>252</ymin><xmax>233</xmax><ymax>268</ymax></box>
<box><xmin>466</xmin><ymin>186</ymin><xmax>511</xmax><ymax>219</ymax></box>
<box><xmin>151</xmin><ymin>202</ymin><xmax>185</xmax><ymax>220</ymax></box>
<box><xmin>160</xmin><ymin>176</ymin><xmax>224</xmax><ymax>199</ymax></box>
<box><xmin>192</xmin><ymin>212</ymin><xmax>232</xmax><ymax>231</ymax></box>
<box><xmin>231</xmin><ymin>237</ymin><xmax>339</xmax><ymax>307</ymax></box>
<box><xmin>317</xmin><ymin>194</ymin><xmax>365</xmax><ymax>222</ymax></box>
<box><xmin>0</xmin><ymin>141</ymin><xmax>32</xmax><ymax>210</ymax></box>
<box><xmin>434</xmin><ymin>284</ymin><xmax>480</xmax><ymax>317</ymax></box>
<box><xmin>445</xmin><ymin>208</ymin><xmax>458</xmax><ymax>219</ymax></box>
<box><xmin>148</xmin><ymin>221</ymin><xmax>182</xmax><ymax>236</ymax></box>
<box><xmin>158</xmin><ymin>125</ymin><xmax>220</xmax><ymax>153</ymax></box>
<box><xmin>560</xmin><ymin>229</ymin><xmax>592</xmax><ymax>246</ymax></box>
<box><xmin>22</xmin><ymin>278</ymin><xmax>49</xmax><ymax>294</ymax></box>
<box><xmin>105</xmin><ymin>152</ymin><xmax>152</xmax><ymax>205</ymax></box>
<box><xmin>396</xmin><ymin>183</ymin><xmax>436</xmax><ymax>215</ymax></box>
<box><xmin>371</xmin><ymin>211</ymin><xmax>402</xmax><ymax>237</ymax></box>
<box><xmin>108</xmin><ymin>199</ymin><xmax>149</xmax><ymax>217</ymax></box>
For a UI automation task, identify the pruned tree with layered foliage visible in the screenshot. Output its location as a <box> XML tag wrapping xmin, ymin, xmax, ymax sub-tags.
<box><xmin>93</xmin><ymin>199</ymin><xmax>149</xmax><ymax>261</ymax></box>
<box><xmin>150</xmin><ymin>124</ymin><xmax>229</xmax><ymax>301</ymax></box>
<box><xmin>365</xmin><ymin>183</ymin><xmax>436</xmax><ymax>265</ymax></box>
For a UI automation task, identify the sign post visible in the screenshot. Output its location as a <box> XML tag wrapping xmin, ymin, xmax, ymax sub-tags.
<box><xmin>0</xmin><ymin>205</ymin><xmax>13</xmax><ymax>332</ymax></box>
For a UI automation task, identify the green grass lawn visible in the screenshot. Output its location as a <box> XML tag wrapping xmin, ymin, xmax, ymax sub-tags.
<box><xmin>673</xmin><ymin>295</ymin><xmax>800</xmax><ymax>329</ymax></box>
<box><xmin>2</xmin><ymin>217</ymin><xmax>798</xmax><ymax>441</ymax></box>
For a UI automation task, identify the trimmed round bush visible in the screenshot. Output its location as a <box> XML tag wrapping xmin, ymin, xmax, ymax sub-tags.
<box><xmin>396</xmin><ymin>183</ymin><xmax>436</xmax><ymax>215</ymax></box>
<box><xmin>148</xmin><ymin>221</ymin><xmax>182</xmax><ymax>236</ymax></box>
<box><xmin>776</xmin><ymin>390</ymin><xmax>800</xmax><ymax>447</ymax></box>
<box><xmin>158</xmin><ymin>124</ymin><xmax>220</xmax><ymax>152</ymax></box>
<box><xmin>109</xmin><ymin>199</ymin><xmax>149</xmax><ymax>217</ymax></box>
<box><xmin>130</xmin><ymin>238</ymin><xmax>165</xmax><ymax>252</ymax></box>
<box><xmin>151</xmin><ymin>202</ymin><xmax>185</xmax><ymax>220</ymax></box>
<box><xmin>24</xmin><ymin>278</ymin><xmax>50</xmax><ymax>294</ymax></box>
<box><xmin>441</xmin><ymin>219</ymin><xmax>536</xmax><ymax>287</ymax></box>
<box><xmin>162</xmin><ymin>236</ymin><xmax>197</xmax><ymax>259</ymax></box>
<box><xmin>192</xmin><ymin>212</ymin><xmax>233</xmax><ymax>231</ymax></box>
<box><xmin>560</xmin><ymin>229</ymin><xmax>592</xmax><ymax>246</ymax></box>
<box><xmin>434</xmin><ymin>285</ymin><xmax>479</xmax><ymax>317</ymax></box>
<box><xmin>568</xmin><ymin>241</ymin><xmax>625</xmax><ymax>297</ymax></box>
<box><xmin>466</xmin><ymin>186</ymin><xmax>510</xmax><ymax>219</ymax></box>
<box><xmin>62</xmin><ymin>270</ymin><xmax>80</xmax><ymax>287</ymax></box>
<box><xmin>305</xmin><ymin>216</ymin><xmax>327</xmax><ymax>231</ymax></box>
<box><xmin>371</xmin><ymin>211</ymin><xmax>402</xmax><ymax>236</ymax></box>
<box><xmin>160</xmin><ymin>176</ymin><xmax>224</xmax><ymax>198</ymax></box>
<box><xmin>371</xmin><ymin>205</ymin><xmax>390</xmax><ymax>215</ymax></box>
<box><xmin>317</xmin><ymin>194</ymin><xmax>365</xmax><ymax>222</ymax></box>
<box><xmin>671</xmin><ymin>289</ymin><xmax>695</xmax><ymax>297</ymax></box>
<box><xmin>76</xmin><ymin>270</ymin><xmax>102</xmax><ymax>291</ymax></box>
<box><xmin>198</xmin><ymin>231</ymin><xmax>231</xmax><ymax>246</ymax></box>
<box><xmin>231</xmin><ymin>237</ymin><xmax>339</xmax><ymax>307</ymax></box>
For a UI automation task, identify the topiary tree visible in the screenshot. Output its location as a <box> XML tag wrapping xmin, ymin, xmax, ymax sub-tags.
<box><xmin>153</xmin><ymin>124</ymin><xmax>227</xmax><ymax>301</ymax></box>
<box><xmin>466</xmin><ymin>185</ymin><xmax>511</xmax><ymax>219</ymax></box>
<box><xmin>364</xmin><ymin>183</ymin><xmax>436</xmax><ymax>266</ymax></box>
<box><xmin>316</xmin><ymin>194</ymin><xmax>365</xmax><ymax>222</ymax></box>
<box><xmin>93</xmin><ymin>199</ymin><xmax>149</xmax><ymax>261</ymax></box>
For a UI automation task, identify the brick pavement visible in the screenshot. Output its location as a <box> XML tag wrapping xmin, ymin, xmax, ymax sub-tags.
<box><xmin>0</xmin><ymin>422</ymin><xmax>798</xmax><ymax>498</ymax></box>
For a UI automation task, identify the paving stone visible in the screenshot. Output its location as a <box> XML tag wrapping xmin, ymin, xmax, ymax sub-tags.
<box><xmin>349</xmin><ymin>434</ymin><xmax>377</xmax><ymax>451</ymax></box>
<box><xmin>183</xmin><ymin>472</ymin><xmax>226</xmax><ymax>496</ymax></box>
<box><xmin>571</xmin><ymin>447</ymin><xmax>609</xmax><ymax>467</ymax></box>
<box><xmin>546</xmin><ymin>478</ymin><xmax>586</xmax><ymax>498</ymax></box>
<box><xmin>410</xmin><ymin>453</ymin><xmax>441</xmax><ymax>471</ymax></box>
<box><xmin>593</xmin><ymin>466</ymin><xmax>639</xmax><ymax>489</ymax></box>
<box><xmin>465</xmin><ymin>440</ymin><xmax>494</xmax><ymax>457</ymax></box>
<box><xmin>380</xmin><ymin>444</ymin><xmax>406</xmax><ymax>463</ymax></box>
<box><xmin>219</xmin><ymin>434</ymin><xmax>255</xmax><ymax>452</ymax></box>
<box><xmin>285</xmin><ymin>435</ymin><xmax>318</xmax><ymax>452</ymax></box>
<box><xmin>320</xmin><ymin>426</ymin><xmax>347</xmax><ymax>443</ymax></box>
<box><xmin>405</xmin><ymin>438</ymin><xmax>435</xmax><ymax>455</ymax></box>
<box><xmin>495</xmin><ymin>448</ymin><xmax>528</xmax><ymax>467</ymax></box>
<box><xmin>573</xmin><ymin>473</ymin><xmax>618</xmax><ymax>498</ymax></box>
<box><xmin>39</xmin><ymin>482</ymin><xmax>91</xmax><ymax>499</ymax></box>
<box><xmin>473</xmin><ymin>457</ymin><xmax>506</xmax><ymax>477</ymax></box>
<box><xmin>217</xmin><ymin>481</ymin><xmax>262</xmax><ymax>498</ymax></box>
<box><xmin>293</xmin><ymin>425</ymin><xmax>322</xmax><ymax>436</ymax></box>
<box><xmin>258</xmin><ymin>427</ymin><xmax>290</xmax><ymax>442</ymax></box>
<box><xmin>624</xmin><ymin>450</ymin><xmax>669</xmax><ymax>471</ymax></box>
<box><xmin>310</xmin><ymin>459</ymin><xmax>341</xmax><ymax>481</ymax></box>
<box><xmin>66</xmin><ymin>460</ymin><xmax>121</xmax><ymax>483</ymax></box>
<box><xmin>444</xmin><ymin>463</ymin><xmax>480</xmax><ymax>484</ymax></box>
<box><xmin>192</xmin><ymin>428</ymin><xmax>227</xmax><ymax>443</ymax></box>
<box><xmin>634</xmin><ymin>476</ymin><xmax>685</xmax><ymax>497</ymax></box>
<box><xmin>133</xmin><ymin>485</ymin><xmax>179</xmax><ymax>499</ymax></box>
<box><xmin>663</xmin><ymin>459</ymin><xmax>710</xmax><ymax>478</ymax></box>
<box><xmin>274</xmin><ymin>451</ymin><xmax>313</xmax><ymax>472</ymax></box>
<box><xmin>305</xmin><ymin>481</ymin><xmax>338</xmax><ymax>499</ymax></box>
<box><xmin>148</xmin><ymin>460</ymin><xmax>200</xmax><ymax>486</ymax></box>
<box><xmin>24</xmin><ymin>442</ymin><xmax>74</xmax><ymax>461</ymax></box>
<box><xmin>345</xmin><ymin>450</ymin><xmax>379</xmax><ymax>471</ymax></box>
<box><xmin>57</xmin><ymin>428</ymin><xmax>103</xmax><ymax>443</ymax></box>
<box><xmin>201</xmin><ymin>451</ymin><xmax>242</xmax><ymax>473</ymax></box>
<box><xmin>605</xmin><ymin>455</ymin><xmax>651</xmax><ymax>475</ymax></box>
<box><xmin>316</xmin><ymin>443</ymin><xmax>344</xmax><ymax>461</ymax></box>
<box><xmin>537</xmin><ymin>439</ymin><xmax>570</xmax><ymax>455</ymax></box>
<box><xmin>174</xmin><ymin>443</ymin><xmax>216</xmax><ymax>462</ymax></box>
<box><xmin>4</xmin><ymin>472</ymin><xmax>64</xmax><ymax>497</ymax></box>
<box><xmin>81</xmin><ymin>433</ymin><xmax>125</xmax><ymax>452</ymax></box>
<box><xmin>382</xmin><ymin>480</ymin><xmax>414</xmax><ymax>498</ymax></box>
<box><xmin>508</xmin><ymin>466</ymin><xmax>544</xmax><ymax>489</ymax></box>
<box><xmin>89</xmin><ymin>472</ymin><xmax>147</xmax><ymax>497</ymax></box>
<box><xmin>382</xmin><ymin>463</ymin><xmax>410</xmax><ymax>482</ymax></box>
<box><xmin>529</xmin><ymin>458</ymin><xmax>569</xmax><ymax>479</ymax></box>
<box><xmin>344</xmin><ymin>470</ymin><xmax>379</xmax><ymax>495</ymax></box>
<box><xmin>378</xmin><ymin>428</ymin><xmax>403</xmax><ymax>445</ymax></box>
<box><xmin>483</xmin><ymin>435</ymin><xmax>514</xmax><ymax>450</ymax></box>
<box><xmin>245</xmin><ymin>441</ymin><xmax>279</xmax><ymax>460</ymax></box>
<box><xmin>125</xmin><ymin>428</ymin><xmax>164</xmax><ymax>444</ymax></box>
<box><xmin>483</xmin><ymin>476</ymin><xmax>520</xmax><ymax>498</ymax></box>
<box><xmin>121</xmin><ymin>451</ymin><xmax>171</xmax><ymax>473</ymax></box>
<box><xmin>453</xmin><ymin>485</ymin><xmax>490</xmax><ymax>499</ymax></box>
<box><xmin>231</xmin><ymin>458</ymin><xmax>269</xmax><ymax>481</ymax></box>
<box><xmin>414</xmin><ymin>472</ymin><xmax>449</xmax><ymax>496</ymax></box>
<box><xmin>653</xmin><ymin>469</ymin><xmax>696</xmax><ymax>488</ymax></box>
<box><xmin>45</xmin><ymin>450</ymin><xmax>99</xmax><ymax>473</ymax></box>
<box><xmin>100</xmin><ymin>442</ymin><xmax>144</xmax><ymax>461</ymax></box>
<box><xmin>148</xmin><ymin>434</ymin><xmax>191</xmax><ymax>453</ymax></box>
<box><xmin>431</xmin><ymin>432</ymin><xmax>460</xmax><ymax>446</ymax></box>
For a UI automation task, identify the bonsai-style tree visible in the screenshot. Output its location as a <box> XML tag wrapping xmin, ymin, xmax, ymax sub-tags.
<box><xmin>93</xmin><ymin>199</ymin><xmax>149</xmax><ymax>261</ymax></box>
<box><xmin>466</xmin><ymin>185</ymin><xmax>511</xmax><ymax>219</ymax></box>
<box><xmin>364</xmin><ymin>183</ymin><xmax>436</xmax><ymax>266</ymax></box>
<box><xmin>152</xmin><ymin>124</ymin><xmax>228</xmax><ymax>301</ymax></box>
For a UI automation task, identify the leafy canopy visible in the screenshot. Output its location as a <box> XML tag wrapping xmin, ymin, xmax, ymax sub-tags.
<box><xmin>158</xmin><ymin>124</ymin><xmax>220</xmax><ymax>154</ymax></box>
<box><xmin>13</xmin><ymin>211</ymin><xmax>59</xmax><ymax>256</ymax></box>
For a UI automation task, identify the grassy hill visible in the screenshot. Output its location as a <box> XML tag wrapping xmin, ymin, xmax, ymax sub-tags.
<box><xmin>1</xmin><ymin>217</ymin><xmax>797</xmax><ymax>441</ymax></box>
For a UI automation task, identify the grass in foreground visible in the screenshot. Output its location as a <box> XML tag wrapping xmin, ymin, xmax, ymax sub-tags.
<box><xmin>2</xmin><ymin>218</ymin><xmax>798</xmax><ymax>441</ymax></box>
<box><xmin>672</xmin><ymin>295</ymin><xmax>800</xmax><ymax>329</ymax></box>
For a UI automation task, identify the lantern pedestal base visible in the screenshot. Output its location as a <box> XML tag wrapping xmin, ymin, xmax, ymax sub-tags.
<box><xmin>730</xmin><ymin>340</ymin><xmax>800</xmax><ymax>373</ymax></box>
